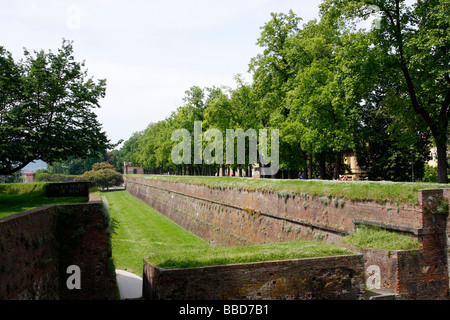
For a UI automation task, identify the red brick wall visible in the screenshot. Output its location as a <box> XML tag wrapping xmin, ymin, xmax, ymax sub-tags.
<box><xmin>126</xmin><ymin>176</ymin><xmax>449</xmax><ymax>300</ymax></box>
<box><xmin>125</xmin><ymin>176</ymin><xmax>426</xmax><ymax>245</ymax></box>
<box><xmin>143</xmin><ymin>254</ymin><xmax>365</xmax><ymax>300</ymax></box>
<box><xmin>0</xmin><ymin>197</ymin><xmax>116</xmax><ymax>300</ymax></box>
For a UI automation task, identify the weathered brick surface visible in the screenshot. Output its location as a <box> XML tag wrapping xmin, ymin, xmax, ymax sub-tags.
<box><xmin>0</xmin><ymin>206</ymin><xmax>60</xmax><ymax>299</ymax></box>
<box><xmin>143</xmin><ymin>255</ymin><xmax>365</xmax><ymax>300</ymax></box>
<box><xmin>125</xmin><ymin>177</ymin><xmax>425</xmax><ymax>245</ymax></box>
<box><xmin>127</xmin><ymin>176</ymin><xmax>449</xmax><ymax>300</ymax></box>
<box><xmin>0</xmin><ymin>198</ymin><xmax>116</xmax><ymax>300</ymax></box>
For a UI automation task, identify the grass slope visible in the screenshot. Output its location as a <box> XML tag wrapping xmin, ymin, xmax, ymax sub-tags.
<box><xmin>101</xmin><ymin>190</ymin><xmax>208</xmax><ymax>275</ymax></box>
<box><xmin>148</xmin><ymin>241</ymin><xmax>353</xmax><ymax>269</ymax></box>
<box><xmin>0</xmin><ymin>183</ymin><xmax>87</xmax><ymax>219</ymax></box>
<box><xmin>339</xmin><ymin>225</ymin><xmax>421</xmax><ymax>251</ymax></box>
<box><xmin>133</xmin><ymin>175</ymin><xmax>450</xmax><ymax>206</ymax></box>
<box><xmin>102</xmin><ymin>190</ymin><xmax>353</xmax><ymax>273</ymax></box>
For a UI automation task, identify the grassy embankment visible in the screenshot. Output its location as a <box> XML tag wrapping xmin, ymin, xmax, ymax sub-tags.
<box><xmin>133</xmin><ymin>174</ymin><xmax>450</xmax><ymax>206</ymax></box>
<box><xmin>0</xmin><ymin>178</ymin><xmax>431</xmax><ymax>274</ymax></box>
<box><xmin>0</xmin><ymin>183</ymin><xmax>87</xmax><ymax>219</ymax></box>
<box><xmin>102</xmin><ymin>186</ymin><xmax>424</xmax><ymax>275</ymax></box>
<box><xmin>102</xmin><ymin>190</ymin><xmax>353</xmax><ymax>274</ymax></box>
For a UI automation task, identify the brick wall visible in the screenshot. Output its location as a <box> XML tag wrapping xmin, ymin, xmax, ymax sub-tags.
<box><xmin>125</xmin><ymin>176</ymin><xmax>427</xmax><ymax>245</ymax></box>
<box><xmin>0</xmin><ymin>195</ymin><xmax>116</xmax><ymax>300</ymax></box>
<box><xmin>126</xmin><ymin>176</ymin><xmax>449</xmax><ymax>300</ymax></box>
<box><xmin>143</xmin><ymin>254</ymin><xmax>365</xmax><ymax>300</ymax></box>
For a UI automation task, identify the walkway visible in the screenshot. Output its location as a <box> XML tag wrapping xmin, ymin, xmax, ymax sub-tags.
<box><xmin>115</xmin><ymin>269</ymin><xmax>143</xmax><ymax>300</ymax></box>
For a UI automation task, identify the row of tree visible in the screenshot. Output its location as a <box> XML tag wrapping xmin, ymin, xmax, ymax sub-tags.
<box><xmin>1</xmin><ymin>1</ymin><xmax>447</xmax><ymax>183</ymax></box>
<box><xmin>114</xmin><ymin>0</ymin><xmax>449</xmax><ymax>182</ymax></box>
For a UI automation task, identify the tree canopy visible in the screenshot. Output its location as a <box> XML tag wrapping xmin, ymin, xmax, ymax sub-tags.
<box><xmin>0</xmin><ymin>40</ymin><xmax>111</xmax><ymax>176</ymax></box>
<box><xmin>111</xmin><ymin>1</ymin><xmax>449</xmax><ymax>183</ymax></box>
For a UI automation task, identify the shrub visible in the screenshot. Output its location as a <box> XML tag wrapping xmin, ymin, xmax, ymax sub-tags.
<box><xmin>422</xmin><ymin>165</ymin><xmax>438</xmax><ymax>183</ymax></box>
<box><xmin>75</xmin><ymin>167</ymin><xmax>123</xmax><ymax>190</ymax></box>
<box><xmin>34</xmin><ymin>173</ymin><xmax>68</xmax><ymax>182</ymax></box>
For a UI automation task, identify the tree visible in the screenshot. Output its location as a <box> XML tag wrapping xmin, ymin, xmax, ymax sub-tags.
<box><xmin>321</xmin><ymin>0</ymin><xmax>450</xmax><ymax>183</ymax></box>
<box><xmin>285</xmin><ymin>19</ymin><xmax>359</xmax><ymax>180</ymax></box>
<box><xmin>0</xmin><ymin>40</ymin><xmax>111</xmax><ymax>176</ymax></box>
<box><xmin>75</xmin><ymin>162</ymin><xmax>123</xmax><ymax>190</ymax></box>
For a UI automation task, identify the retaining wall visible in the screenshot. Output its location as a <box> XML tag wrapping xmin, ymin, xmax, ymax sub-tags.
<box><xmin>143</xmin><ymin>254</ymin><xmax>365</xmax><ymax>300</ymax></box>
<box><xmin>0</xmin><ymin>194</ymin><xmax>116</xmax><ymax>300</ymax></box>
<box><xmin>126</xmin><ymin>176</ymin><xmax>449</xmax><ymax>300</ymax></box>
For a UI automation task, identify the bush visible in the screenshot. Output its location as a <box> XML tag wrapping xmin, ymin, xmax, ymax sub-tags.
<box><xmin>422</xmin><ymin>165</ymin><xmax>438</xmax><ymax>182</ymax></box>
<box><xmin>34</xmin><ymin>173</ymin><xmax>68</xmax><ymax>182</ymax></box>
<box><xmin>75</xmin><ymin>163</ymin><xmax>123</xmax><ymax>190</ymax></box>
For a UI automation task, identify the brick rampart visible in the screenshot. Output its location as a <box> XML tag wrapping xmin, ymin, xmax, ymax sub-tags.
<box><xmin>125</xmin><ymin>176</ymin><xmax>428</xmax><ymax>245</ymax></box>
<box><xmin>143</xmin><ymin>254</ymin><xmax>365</xmax><ymax>300</ymax></box>
<box><xmin>0</xmin><ymin>195</ymin><xmax>116</xmax><ymax>300</ymax></box>
<box><xmin>126</xmin><ymin>176</ymin><xmax>449</xmax><ymax>300</ymax></box>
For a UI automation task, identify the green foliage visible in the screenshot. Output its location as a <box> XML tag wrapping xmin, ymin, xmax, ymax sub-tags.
<box><xmin>92</xmin><ymin>162</ymin><xmax>115</xmax><ymax>171</ymax></box>
<box><xmin>34</xmin><ymin>173</ymin><xmax>68</xmax><ymax>182</ymax></box>
<box><xmin>422</xmin><ymin>165</ymin><xmax>441</xmax><ymax>183</ymax></box>
<box><xmin>0</xmin><ymin>171</ymin><xmax>23</xmax><ymax>184</ymax></box>
<box><xmin>112</xmin><ymin>1</ymin><xmax>448</xmax><ymax>183</ymax></box>
<box><xmin>75</xmin><ymin>162</ymin><xmax>123</xmax><ymax>190</ymax></box>
<box><xmin>0</xmin><ymin>40</ymin><xmax>111</xmax><ymax>176</ymax></box>
<box><xmin>320</xmin><ymin>0</ymin><xmax>449</xmax><ymax>183</ymax></box>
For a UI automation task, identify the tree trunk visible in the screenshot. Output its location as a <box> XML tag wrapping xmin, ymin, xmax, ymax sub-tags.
<box><xmin>436</xmin><ymin>140</ymin><xmax>448</xmax><ymax>184</ymax></box>
<box><xmin>333</xmin><ymin>152</ymin><xmax>341</xmax><ymax>180</ymax></box>
<box><xmin>308</xmin><ymin>153</ymin><xmax>313</xmax><ymax>179</ymax></box>
<box><xmin>319</xmin><ymin>156</ymin><xmax>326</xmax><ymax>180</ymax></box>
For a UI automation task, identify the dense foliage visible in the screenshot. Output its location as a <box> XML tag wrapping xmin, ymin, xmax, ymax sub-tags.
<box><xmin>75</xmin><ymin>162</ymin><xmax>123</xmax><ymax>190</ymax></box>
<box><xmin>0</xmin><ymin>40</ymin><xmax>112</xmax><ymax>176</ymax></box>
<box><xmin>113</xmin><ymin>1</ymin><xmax>448</xmax><ymax>183</ymax></box>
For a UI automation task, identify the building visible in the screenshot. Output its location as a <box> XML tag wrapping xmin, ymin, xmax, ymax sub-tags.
<box><xmin>123</xmin><ymin>162</ymin><xmax>144</xmax><ymax>175</ymax></box>
<box><xmin>22</xmin><ymin>171</ymin><xmax>35</xmax><ymax>183</ymax></box>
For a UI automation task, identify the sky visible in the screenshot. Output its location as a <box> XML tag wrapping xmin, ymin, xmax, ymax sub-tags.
<box><xmin>1</xmin><ymin>0</ymin><xmax>323</xmax><ymax>148</ymax></box>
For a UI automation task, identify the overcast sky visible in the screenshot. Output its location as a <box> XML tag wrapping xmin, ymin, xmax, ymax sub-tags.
<box><xmin>1</xmin><ymin>0</ymin><xmax>323</xmax><ymax>147</ymax></box>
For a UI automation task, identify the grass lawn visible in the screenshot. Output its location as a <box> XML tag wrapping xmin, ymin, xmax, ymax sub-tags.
<box><xmin>101</xmin><ymin>190</ymin><xmax>209</xmax><ymax>276</ymax></box>
<box><xmin>133</xmin><ymin>174</ymin><xmax>450</xmax><ymax>206</ymax></box>
<box><xmin>147</xmin><ymin>240</ymin><xmax>354</xmax><ymax>269</ymax></box>
<box><xmin>0</xmin><ymin>183</ymin><xmax>87</xmax><ymax>219</ymax></box>
<box><xmin>339</xmin><ymin>225</ymin><xmax>421</xmax><ymax>251</ymax></box>
<box><xmin>102</xmin><ymin>190</ymin><xmax>354</xmax><ymax>274</ymax></box>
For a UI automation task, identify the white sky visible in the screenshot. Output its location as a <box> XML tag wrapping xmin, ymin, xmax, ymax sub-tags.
<box><xmin>1</xmin><ymin>0</ymin><xmax>323</xmax><ymax>147</ymax></box>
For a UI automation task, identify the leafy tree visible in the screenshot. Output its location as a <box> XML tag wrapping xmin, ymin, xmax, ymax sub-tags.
<box><xmin>75</xmin><ymin>162</ymin><xmax>123</xmax><ymax>190</ymax></box>
<box><xmin>286</xmin><ymin>19</ymin><xmax>359</xmax><ymax>179</ymax></box>
<box><xmin>0</xmin><ymin>40</ymin><xmax>111</xmax><ymax>176</ymax></box>
<box><xmin>321</xmin><ymin>0</ymin><xmax>450</xmax><ymax>183</ymax></box>
<box><xmin>92</xmin><ymin>162</ymin><xmax>115</xmax><ymax>171</ymax></box>
<box><xmin>0</xmin><ymin>171</ymin><xmax>23</xmax><ymax>184</ymax></box>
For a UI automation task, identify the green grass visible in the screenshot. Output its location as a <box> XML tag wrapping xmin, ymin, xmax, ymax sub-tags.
<box><xmin>147</xmin><ymin>240</ymin><xmax>353</xmax><ymax>269</ymax></box>
<box><xmin>102</xmin><ymin>190</ymin><xmax>353</xmax><ymax>273</ymax></box>
<box><xmin>339</xmin><ymin>225</ymin><xmax>421</xmax><ymax>251</ymax></box>
<box><xmin>133</xmin><ymin>174</ymin><xmax>450</xmax><ymax>206</ymax></box>
<box><xmin>0</xmin><ymin>183</ymin><xmax>87</xmax><ymax>219</ymax></box>
<box><xmin>101</xmin><ymin>190</ymin><xmax>209</xmax><ymax>275</ymax></box>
